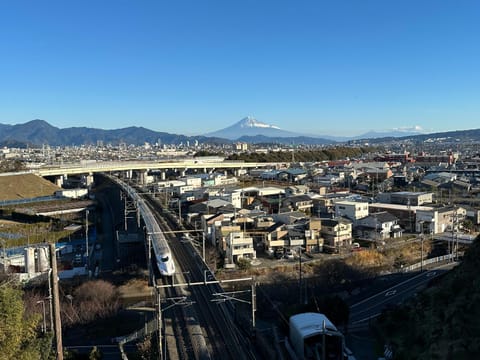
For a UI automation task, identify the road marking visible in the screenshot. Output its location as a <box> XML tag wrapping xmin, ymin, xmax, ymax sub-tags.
<box><xmin>350</xmin><ymin>262</ymin><xmax>457</xmax><ymax>308</ymax></box>
<box><xmin>385</xmin><ymin>290</ymin><xmax>397</xmax><ymax>297</ymax></box>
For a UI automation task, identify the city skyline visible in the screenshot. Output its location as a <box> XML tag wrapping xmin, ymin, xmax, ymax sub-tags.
<box><xmin>1</xmin><ymin>1</ymin><xmax>479</xmax><ymax>136</ymax></box>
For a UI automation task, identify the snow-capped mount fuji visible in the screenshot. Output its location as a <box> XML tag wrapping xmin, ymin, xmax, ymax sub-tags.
<box><xmin>205</xmin><ymin>116</ymin><xmax>301</xmax><ymax>140</ymax></box>
<box><xmin>238</xmin><ymin>116</ymin><xmax>281</xmax><ymax>130</ymax></box>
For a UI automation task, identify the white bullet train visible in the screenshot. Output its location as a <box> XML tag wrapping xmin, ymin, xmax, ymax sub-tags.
<box><xmin>138</xmin><ymin>199</ymin><xmax>176</xmax><ymax>276</ymax></box>
<box><xmin>107</xmin><ymin>175</ymin><xmax>175</xmax><ymax>276</ymax></box>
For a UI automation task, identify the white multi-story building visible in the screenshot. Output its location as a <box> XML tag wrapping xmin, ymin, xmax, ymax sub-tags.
<box><xmin>179</xmin><ymin>176</ymin><xmax>203</xmax><ymax>188</ymax></box>
<box><xmin>334</xmin><ymin>201</ymin><xmax>369</xmax><ymax>222</ymax></box>
<box><xmin>225</xmin><ymin>231</ymin><xmax>256</xmax><ymax>265</ymax></box>
<box><xmin>209</xmin><ymin>189</ymin><xmax>242</xmax><ymax>209</ymax></box>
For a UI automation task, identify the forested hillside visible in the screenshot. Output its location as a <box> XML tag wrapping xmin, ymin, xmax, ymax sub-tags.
<box><xmin>227</xmin><ymin>146</ymin><xmax>377</xmax><ymax>162</ymax></box>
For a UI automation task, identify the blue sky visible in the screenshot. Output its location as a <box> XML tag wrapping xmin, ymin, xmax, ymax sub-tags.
<box><xmin>0</xmin><ymin>1</ymin><xmax>479</xmax><ymax>137</ymax></box>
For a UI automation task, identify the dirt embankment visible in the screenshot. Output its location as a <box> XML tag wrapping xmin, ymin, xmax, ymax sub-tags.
<box><xmin>0</xmin><ymin>173</ymin><xmax>59</xmax><ymax>201</ymax></box>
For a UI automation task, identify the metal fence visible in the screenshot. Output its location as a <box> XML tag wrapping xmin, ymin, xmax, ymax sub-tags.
<box><xmin>0</xmin><ymin>195</ymin><xmax>58</xmax><ymax>207</ymax></box>
<box><xmin>402</xmin><ymin>253</ymin><xmax>455</xmax><ymax>272</ymax></box>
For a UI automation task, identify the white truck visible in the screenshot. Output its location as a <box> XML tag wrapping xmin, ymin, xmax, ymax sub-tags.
<box><xmin>286</xmin><ymin>312</ymin><xmax>347</xmax><ymax>360</ymax></box>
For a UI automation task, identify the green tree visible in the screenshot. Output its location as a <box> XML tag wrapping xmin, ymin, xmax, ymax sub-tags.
<box><xmin>0</xmin><ymin>283</ymin><xmax>47</xmax><ymax>359</ymax></box>
<box><xmin>237</xmin><ymin>257</ymin><xmax>252</xmax><ymax>270</ymax></box>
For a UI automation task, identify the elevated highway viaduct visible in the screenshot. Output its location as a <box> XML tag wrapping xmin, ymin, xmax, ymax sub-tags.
<box><xmin>32</xmin><ymin>160</ymin><xmax>282</xmax><ymax>187</ymax></box>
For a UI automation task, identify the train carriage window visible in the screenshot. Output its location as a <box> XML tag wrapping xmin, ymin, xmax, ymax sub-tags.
<box><xmin>161</xmin><ymin>255</ymin><xmax>170</xmax><ymax>262</ymax></box>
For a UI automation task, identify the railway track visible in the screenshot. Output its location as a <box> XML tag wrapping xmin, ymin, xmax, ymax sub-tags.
<box><xmin>144</xmin><ymin>194</ymin><xmax>257</xmax><ymax>360</ymax></box>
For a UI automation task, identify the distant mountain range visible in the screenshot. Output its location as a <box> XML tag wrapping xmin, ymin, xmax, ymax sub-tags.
<box><xmin>1</xmin><ymin>118</ymin><xmax>480</xmax><ymax>147</ymax></box>
<box><xmin>205</xmin><ymin>116</ymin><xmax>426</xmax><ymax>142</ymax></box>
<box><xmin>0</xmin><ymin>120</ymin><xmax>226</xmax><ymax>147</ymax></box>
<box><xmin>206</xmin><ymin>116</ymin><xmax>298</xmax><ymax>139</ymax></box>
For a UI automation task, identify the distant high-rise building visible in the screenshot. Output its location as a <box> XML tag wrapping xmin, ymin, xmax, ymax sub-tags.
<box><xmin>235</xmin><ymin>142</ymin><xmax>249</xmax><ymax>151</ymax></box>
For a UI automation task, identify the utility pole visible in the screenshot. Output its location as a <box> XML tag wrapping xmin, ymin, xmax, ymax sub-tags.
<box><xmin>456</xmin><ymin>219</ymin><xmax>459</xmax><ymax>261</ymax></box>
<box><xmin>147</xmin><ymin>233</ymin><xmax>152</xmax><ymax>286</ymax></box>
<box><xmin>50</xmin><ymin>243</ymin><xmax>63</xmax><ymax>360</ymax></box>
<box><xmin>450</xmin><ymin>209</ymin><xmax>457</xmax><ymax>262</ymax></box>
<box><xmin>85</xmin><ymin>209</ymin><xmax>89</xmax><ymax>270</ymax></box>
<box><xmin>419</xmin><ymin>220</ymin><xmax>424</xmax><ymax>272</ymax></box>
<box><xmin>251</xmin><ymin>279</ymin><xmax>256</xmax><ymax>330</ymax></box>
<box><xmin>202</xmin><ymin>232</ymin><xmax>206</xmax><ymax>261</ymax></box>
<box><xmin>48</xmin><ymin>268</ymin><xmax>54</xmax><ymax>332</ymax></box>
<box><xmin>178</xmin><ymin>199</ymin><xmax>182</xmax><ymax>224</ymax></box>
<box><xmin>299</xmin><ymin>248</ymin><xmax>302</xmax><ymax>305</ymax></box>
<box><xmin>158</xmin><ymin>289</ymin><xmax>163</xmax><ymax>358</ymax></box>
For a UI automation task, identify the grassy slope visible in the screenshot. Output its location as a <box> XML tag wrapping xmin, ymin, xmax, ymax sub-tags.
<box><xmin>0</xmin><ymin>174</ymin><xmax>60</xmax><ymax>200</ymax></box>
<box><xmin>375</xmin><ymin>237</ymin><xmax>480</xmax><ymax>359</ymax></box>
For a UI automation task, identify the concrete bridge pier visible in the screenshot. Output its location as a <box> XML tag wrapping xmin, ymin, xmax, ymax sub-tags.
<box><xmin>139</xmin><ymin>170</ymin><xmax>150</xmax><ymax>185</ymax></box>
<box><xmin>85</xmin><ymin>173</ymin><xmax>94</xmax><ymax>188</ymax></box>
<box><xmin>55</xmin><ymin>175</ymin><xmax>66</xmax><ymax>187</ymax></box>
<box><xmin>160</xmin><ymin>171</ymin><xmax>166</xmax><ymax>181</ymax></box>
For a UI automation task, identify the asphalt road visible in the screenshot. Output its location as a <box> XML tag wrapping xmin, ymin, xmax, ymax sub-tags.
<box><xmin>343</xmin><ymin>261</ymin><xmax>458</xmax><ymax>359</ymax></box>
<box><xmin>349</xmin><ymin>261</ymin><xmax>458</xmax><ymax>326</ymax></box>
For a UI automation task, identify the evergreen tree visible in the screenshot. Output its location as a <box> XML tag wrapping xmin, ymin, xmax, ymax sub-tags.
<box><xmin>0</xmin><ymin>283</ymin><xmax>49</xmax><ymax>359</ymax></box>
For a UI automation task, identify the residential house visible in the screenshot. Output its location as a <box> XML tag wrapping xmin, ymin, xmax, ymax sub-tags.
<box><xmin>287</xmin><ymin>228</ymin><xmax>305</xmax><ymax>249</ymax></box>
<box><xmin>292</xmin><ymin>217</ymin><xmax>323</xmax><ymax>253</ymax></box>
<box><xmin>225</xmin><ymin>232</ymin><xmax>256</xmax><ymax>266</ymax></box>
<box><xmin>369</xmin><ymin>202</ymin><xmax>428</xmax><ymax>233</ymax></box>
<box><xmin>264</xmin><ymin>223</ymin><xmax>289</xmax><ymax>254</ymax></box>
<box><xmin>255</xmin><ymin>216</ymin><xmax>276</xmax><ymax>229</ymax></box>
<box><xmin>277</xmin><ymin>168</ymin><xmax>308</xmax><ymax>183</ymax></box>
<box><xmin>449</xmin><ymin>179</ymin><xmax>472</xmax><ymax>194</ymax></box>
<box><xmin>355</xmin><ymin>212</ymin><xmax>403</xmax><ymax>241</ymax></box>
<box><xmin>213</xmin><ymin>173</ymin><xmax>238</xmax><ymax>186</ymax></box>
<box><xmin>189</xmin><ymin>198</ymin><xmax>236</xmax><ymax>217</ymax></box>
<box><xmin>178</xmin><ymin>176</ymin><xmax>203</xmax><ymax>188</ymax></box>
<box><xmin>334</xmin><ymin>200</ymin><xmax>369</xmax><ymax>223</ymax></box>
<box><xmin>219</xmin><ymin>224</ymin><xmax>242</xmax><ymax>253</ymax></box>
<box><xmin>281</xmin><ymin>194</ymin><xmax>313</xmax><ymax>213</ymax></box>
<box><xmin>313</xmin><ymin>192</ymin><xmax>352</xmax><ymax>217</ymax></box>
<box><xmin>416</xmin><ymin>205</ymin><xmax>466</xmax><ymax>234</ymax></box>
<box><xmin>209</xmin><ymin>189</ymin><xmax>242</xmax><ymax>209</ymax></box>
<box><xmin>436</xmin><ymin>206</ymin><xmax>466</xmax><ymax>232</ymax></box>
<box><xmin>376</xmin><ymin>191</ymin><xmax>434</xmax><ymax>206</ymax></box>
<box><xmin>201</xmin><ymin>213</ymin><xmax>227</xmax><ymax>247</ymax></box>
<box><xmin>321</xmin><ymin>218</ymin><xmax>352</xmax><ymax>252</ymax></box>
<box><xmin>285</xmin><ymin>185</ymin><xmax>310</xmax><ymax>196</ymax></box>
<box><xmin>415</xmin><ymin>152</ymin><xmax>458</xmax><ymax>166</ymax></box>
<box><xmin>306</xmin><ymin>217</ymin><xmax>323</xmax><ymax>253</ymax></box>
<box><xmin>273</xmin><ymin>211</ymin><xmax>308</xmax><ymax>225</ymax></box>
